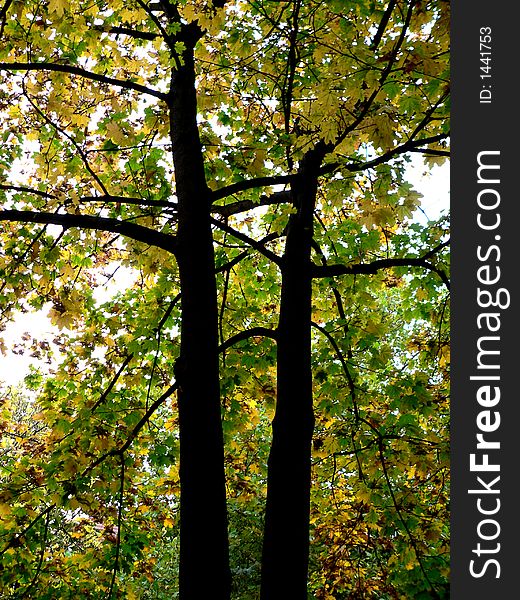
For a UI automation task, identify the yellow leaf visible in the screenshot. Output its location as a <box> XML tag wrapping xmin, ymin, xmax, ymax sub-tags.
<box><xmin>49</xmin><ymin>0</ymin><xmax>67</xmax><ymax>17</ymax></box>
<box><xmin>106</xmin><ymin>122</ymin><xmax>126</xmax><ymax>145</ymax></box>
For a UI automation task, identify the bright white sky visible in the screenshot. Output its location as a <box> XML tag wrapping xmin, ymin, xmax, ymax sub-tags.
<box><xmin>407</xmin><ymin>156</ymin><xmax>449</xmax><ymax>223</ymax></box>
<box><xmin>0</xmin><ymin>159</ymin><xmax>449</xmax><ymax>388</ymax></box>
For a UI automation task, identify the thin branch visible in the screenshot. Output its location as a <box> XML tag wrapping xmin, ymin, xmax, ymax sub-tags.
<box><xmin>218</xmin><ymin>327</ymin><xmax>278</xmax><ymax>353</ymax></box>
<box><xmin>0</xmin><ymin>185</ymin><xmax>177</xmax><ymax>211</ymax></box>
<box><xmin>82</xmin><ymin>381</ymin><xmax>179</xmax><ymax>476</ymax></box>
<box><xmin>310</xmin><ymin>321</ymin><xmax>359</xmax><ymax>421</ymax></box>
<box><xmin>0</xmin><ymin>62</ymin><xmax>168</xmax><ymax>101</ymax></box>
<box><xmin>211</xmin><ymin>174</ymin><xmax>294</xmax><ymax>202</ymax></box>
<box><xmin>0</xmin><ymin>210</ymin><xmax>178</xmax><ymax>254</ymax></box>
<box><xmin>209</xmin><ymin>216</ymin><xmax>282</xmax><ymax>266</ymax></box>
<box><xmin>146</xmin><ymin>293</ymin><xmax>182</xmax><ymax>412</ymax></box>
<box><xmin>211</xmin><ymin>191</ymin><xmax>291</xmax><ymax>217</ymax></box>
<box><xmin>210</xmin><ymin>164</ymin><xmax>340</xmax><ymax>203</ymax></box>
<box><xmin>0</xmin><ymin>225</ymin><xmax>48</xmax><ymax>297</ymax></box>
<box><xmin>91</xmin><ymin>354</ymin><xmax>134</xmax><ymax>413</ymax></box>
<box><xmin>408</xmin><ymin>91</ymin><xmax>450</xmax><ymax>141</ymax></box>
<box><xmin>421</xmin><ymin>239</ymin><xmax>449</xmax><ymax>261</ymax></box>
<box><xmin>20</xmin><ymin>509</ymin><xmax>51</xmax><ymax>598</ymax></box>
<box><xmin>408</xmin><ymin>148</ymin><xmax>450</xmax><ymax>158</ymax></box>
<box><xmin>214</xmin><ymin>249</ymin><xmax>249</xmax><ymax>274</ymax></box>
<box><xmin>155</xmin><ymin>293</ymin><xmax>182</xmax><ymax>334</ymax></box>
<box><xmin>312</xmin><ymin>247</ymin><xmax>450</xmax><ymax>291</ymax></box>
<box><xmin>0</xmin><ymin>505</ymin><xmax>54</xmax><ymax>557</ymax></box>
<box><xmin>378</xmin><ymin>438</ymin><xmax>440</xmax><ymax>599</ymax></box>
<box><xmin>342</xmin><ymin>133</ymin><xmax>449</xmax><ymax>174</ymax></box>
<box><xmin>282</xmin><ymin>0</ymin><xmax>301</xmax><ymax>170</ymax></box>
<box><xmin>0</xmin><ymin>0</ymin><xmax>13</xmax><ymax>39</ymax></box>
<box><xmin>435</xmin><ymin>293</ymin><xmax>450</xmax><ymax>360</ymax></box>
<box><xmin>80</xmin><ymin>195</ymin><xmax>177</xmax><ymax>210</ymax></box>
<box><xmin>106</xmin><ymin>455</ymin><xmax>125</xmax><ymax>600</ymax></box>
<box><xmin>370</xmin><ymin>0</ymin><xmax>397</xmax><ymax>50</ymax></box>
<box><xmin>80</xmin><ymin>328</ymin><xmax>277</xmax><ymax>479</ymax></box>
<box><xmin>23</xmin><ymin>82</ymin><xmax>111</xmax><ymax>197</ymax></box>
<box><xmin>211</xmin><ymin>140</ymin><xmax>449</xmax><ymax>206</ymax></box>
<box><xmin>135</xmin><ymin>0</ymin><xmax>179</xmax><ymax>63</ymax></box>
<box><xmin>214</xmin><ymin>231</ymin><xmax>283</xmax><ymax>274</ymax></box>
<box><xmin>338</xmin><ymin>0</ymin><xmax>417</xmax><ymax>142</ymax></box>
<box><xmin>92</xmin><ymin>25</ymin><xmax>158</xmax><ymax>41</ymax></box>
<box><xmin>219</xmin><ymin>267</ymin><xmax>231</xmax><ymax>365</ymax></box>
<box><xmin>83</xmin><ymin>324</ymin><xmax>277</xmax><ymax>475</ymax></box>
<box><xmin>118</xmin><ymin>381</ymin><xmax>179</xmax><ymax>454</ymax></box>
<box><xmin>0</xmin><ymin>184</ymin><xmax>57</xmax><ymax>200</ymax></box>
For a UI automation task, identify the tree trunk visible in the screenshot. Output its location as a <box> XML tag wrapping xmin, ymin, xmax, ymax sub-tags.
<box><xmin>261</xmin><ymin>146</ymin><xmax>325</xmax><ymax>598</ymax></box>
<box><xmin>169</xmin><ymin>42</ymin><xmax>231</xmax><ymax>599</ymax></box>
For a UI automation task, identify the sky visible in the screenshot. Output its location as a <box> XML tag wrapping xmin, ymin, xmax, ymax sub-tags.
<box><xmin>0</xmin><ymin>159</ymin><xmax>449</xmax><ymax>388</ymax></box>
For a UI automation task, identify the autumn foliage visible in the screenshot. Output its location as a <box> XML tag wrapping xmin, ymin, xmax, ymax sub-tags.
<box><xmin>0</xmin><ymin>1</ymin><xmax>449</xmax><ymax>598</ymax></box>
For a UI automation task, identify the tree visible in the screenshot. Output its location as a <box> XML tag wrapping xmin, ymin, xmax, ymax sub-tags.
<box><xmin>1</xmin><ymin>1</ymin><xmax>231</xmax><ymax>596</ymax></box>
<box><xmin>0</xmin><ymin>0</ymin><xmax>449</xmax><ymax>598</ymax></box>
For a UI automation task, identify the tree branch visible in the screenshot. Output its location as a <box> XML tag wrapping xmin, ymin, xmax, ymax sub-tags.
<box><xmin>0</xmin><ymin>184</ymin><xmax>57</xmax><ymax>200</ymax></box>
<box><xmin>135</xmin><ymin>0</ymin><xmax>179</xmax><ymax>61</ymax></box>
<box><xmin>23</xmin><ymin>81</ymin><xmax>111</xmax><ymax>197</ymax></box>
<box><xmin>106</xmin><ymin>455</ymin><xmax>125</xmax><ymax>600</ymax></box>
<box><xmin>92</xmin><ymin>25</ymin><xmax>158</xmax><ymax>41</ymax></box>
<box><xmin>312</xmin><ymin>244</ymin><xmax>450</xmax><ymax>290</ymax></box>
<box><xmin>0</xmin><ymin>210</ymin><xmax>177</xmax><ymax>254</ymax></box>
<box><xmin>343</xmin><ymin>133</ymin><xmax>449</xmax><ymax>174</ymax></box>
<box><xmin>211</xmin><ymin>191</ymin><xmax>291</xmax><ymax>217</ymax></box>
<box><xmin>311</xmin><ymin>321</ymin><xmax>359</xmax><ymax>421</ymax></box>
<box><xmin>281</xmin><ymin>0</ymin><xmax>301</xmax><ymax>171</ymax></box>
<box><xmin>82</xmin><ymin>380</ymin><xmax>180</xmax><ymax>476</ymax></box>
<box><xmin>370</xmin><ymin>0</ymin><xmax>397</xmax><ymax>51</ymax></box>
<box><xmin>209</xmin><ymin>216</ymin><xmax>282</xmax><ymax>266</ymax></box>
<box><xmin>18</xmin><ymin>509</ymin><xmax>51</xmax><ymax>598</ymax></box>
<box><xmin>214</xmin><ymin>249</ymin><xmax>249</xmax><ymax>274</ymax></box>
<box><xmin>91</xmin><ymin>354</ymin><xmax>134</xmax><ymax>413</ymax></box>
<box><xmin>0</xmin><ymin>505</ymin><xmax>54</xmax><ymax>557</ymax></box>
<box><xmin>218</xmin><ymin>327</ymin><xmax>278</xmax><ymax>353</ymax></box>
<box><xmin>0</xmin><ymin>0</ymin><xmax>13</xmax><ymax>39</ymax></box>
<box><xmin>80</xmin><ymin>195</ymin><xmax>177</xmax><ymax>209</ymax></box>
<box><xmin>421</xmin><ymin>239</ymin><xmax>449</xmax><ymax>260</ymax></box>
<box><xmin>0</xmin><ymin>62</ymin><xmax>168</xmax><ymax>101</ymax></box>
<box><xmin>83</xmin><ymin>320</ymin><xmax>276</xmax><ymax>476</ymax></box>
<box><xmin>338</xmin><ymin>0</ymin><xmax>417</xmax><ymax>143</ymax></box>
<box><xmin>408</xmin><ymin>148</ymin><xmax>450</xmax><ymax>158</ymax></box>
<box><xmin>211</xmin><ymin>174</ymin><xmax>294</xmax><ymax>202</ymax></box>
<box><xmin>0</xmin><ymin>185</ymin><xmax>176</xmax><ymax>211</ymax></box>
<box><xmin>378</xmin><ymin>438</ymin><xmax>441</xmax><ymax>599</ymax></box>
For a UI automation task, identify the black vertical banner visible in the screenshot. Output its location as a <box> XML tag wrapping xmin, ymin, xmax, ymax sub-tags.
<box><xmin>452</xmin><ymin>1</ymin><xmax>518</xmax><ymax>597</ymax></box>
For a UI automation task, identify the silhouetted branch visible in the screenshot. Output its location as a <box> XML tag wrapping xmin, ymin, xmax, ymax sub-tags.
<box><xmin>0</xmin><ymin>62</ymin><xmax>168</xmax><ymax>100</ymax></box>
<box><xmin>218</xmin><ymin>327</ymin><xmax>278</xmax><ymax>353</ymax></box>
<box><xmin>209</xmin><ymin>216</ymin><xmax>282</xmax><ymax>266</ymax></box>
<box><xmin>0</xmin><ymin>210</ymin><xmax>177</xmax><ymax>254</ymax></box>
<box><xmin>370</xmin><ymin>0</ymin><xmax>397</xmax><ymax>50</ymax></box>
<box><xmin>312</xmin><ymin>242</ymin><xmax>450</xmax><ymax>291</ymax></box>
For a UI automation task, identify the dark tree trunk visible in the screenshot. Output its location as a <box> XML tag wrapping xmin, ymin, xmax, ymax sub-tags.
<box><xmin>169</xmin><ymin>42</ymin><xmax>231</xmax><ymax>599</ymax></box>
<box><xmin>261</xmin><ymin>146</ymin><xmax>326</xmax><ymax>598</ymax></box>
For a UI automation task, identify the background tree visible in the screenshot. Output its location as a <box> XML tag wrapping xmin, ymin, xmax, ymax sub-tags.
<box><xmin>194</xmin><ymin>1</ymin><xmax>449</xmax><ymax>595</ymax></box>
<box><xmin>0</xmin><ymin>0</ymin><xmax>449</xmax><ymax>598</ymax></box>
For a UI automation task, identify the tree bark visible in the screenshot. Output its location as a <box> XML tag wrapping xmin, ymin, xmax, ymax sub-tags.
<box><xmin>261</xmin><ymin>145</ymin><xmax>326</xmax><ymax>598</ymax></box>
<box><xmin>169</xmin><ymin>41</ymin><xmax>231</xmax><ymax>599</ymax></box>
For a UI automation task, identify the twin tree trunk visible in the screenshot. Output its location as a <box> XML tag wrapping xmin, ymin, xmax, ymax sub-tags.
<box><xmin>169</xmin><ymin>46</ymin><xmax>231</xmax><ymax>598</ymax></box>
<box><xmin>168</xmin><ymin>30</ymin><xmax>324</xmax><ymax>598</ymax></box>
<box><xmin>261</xmin><ymin>146</ymin><xmax>326</xmax><ymax>599</ymax></box>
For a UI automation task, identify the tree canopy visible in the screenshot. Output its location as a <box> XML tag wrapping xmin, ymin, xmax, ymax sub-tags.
<box><xmin>0</xmin><ymin>0</ymin><xmax>449</xmax><ymax>598</ymax></box>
